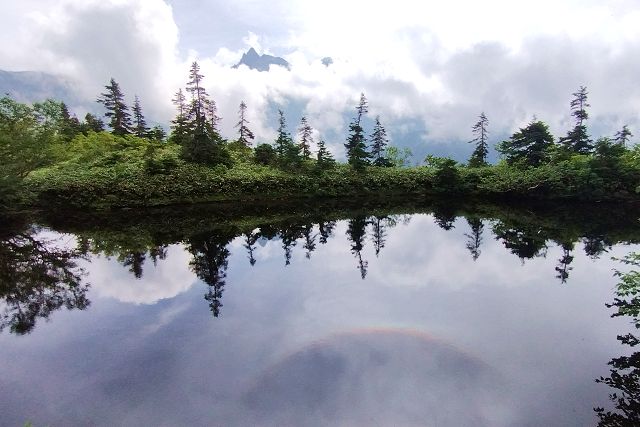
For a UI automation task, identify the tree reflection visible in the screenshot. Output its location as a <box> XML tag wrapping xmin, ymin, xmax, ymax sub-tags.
<box><xmin>492</xmin><ymin>222</ymin><xmax>547</xmax><ymax>260</ymax></box>
<box><xmin>0</xmin><ymin>225</ymin><xmax>89</xmax><ymax>334</ymax></box>
<box><xmin>595</xmin><ymin>252</ymin><xmax>640</xmax><ymax>425</ymax></box>
<box><xmin>302</xmin><ymin>224</ymin><xmax>317</xmax><ymax>259</ymax></box>
<box><xmin>187</xmin><ymin>231</ymin><xmax>233</xmax><ymax>317</ymax></box>
<box><xmin>243</xmin><ymin>231</ymin><xmax>259</xmax><ymax>266</ymax></box>
<box><xmin>347</xmin><ymin>216</ymin><xmax>369</xmax><ymax>279</ymax></box>
<box><xmin>318</xmin><ymin>220</ymin><xmax>336</xmax><ymax>245</ymax></box>
<box><xmin>555</xmin><ymin>242</ymin><xmax>574</xmax><ymax>284</ymax></box>
<box><xmin>465</xmin><ymin>218</ymin><xmax>484</xmax><ymax>261</ymax></box>
<box><xmin>370</xmin><ymin>216</ymin><xmax>387</xmax><ymax>257</ymax></box>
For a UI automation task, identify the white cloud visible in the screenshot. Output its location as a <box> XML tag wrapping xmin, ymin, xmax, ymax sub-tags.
<box><xmin>1</xmin><ymin>0</ymin><xmax>640</xmax><ymax>158</ymax></box>
<box><xmin>88</xmin><ymin>244</ymin><xmax>197</xmax><ymax>305</ymax></box>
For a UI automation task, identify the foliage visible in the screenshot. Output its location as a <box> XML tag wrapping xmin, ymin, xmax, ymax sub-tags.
<box><xmin>386</xmin><ymin>146</ymin><xmax>413</xmax><ymax>167</ymax></box>
<box><xmin>254</xmin><ymin>143</ymin><xmax>277</xmax><ymax>166</ymax></box>
<box><xmin>595</xmin><ymin>252</ymin><xmax>640</xmax><ymax>426</ymax></box>
<box><xmin>497</xmin><ymin>119</ymin><xmax>554</xmax><ymax>167</ymax></box>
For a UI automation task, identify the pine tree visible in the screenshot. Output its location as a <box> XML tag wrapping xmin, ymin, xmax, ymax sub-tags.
<box><xmin>275</xmin><ymin>109</ymin><xmax>301</xmax><ymax>168</ymax></box>
<box><xmin>170</xmin><ymin>88</ymin><xmax>191</xmax><ymax>145</ymax></box>
<box><xmin>59</xmin><ymin>102</ymin><xmax>80</xmax><ymax>142</ymax></box>
<box><xmin>132</xmin><ymin>95</ymin><xmax>150</xmax><ymax>138</ymax></box>
<box><xmin>316</xmin><ymin>138</ymin><xmax>335</xmax><ymax>170</ymax></box>
<box><xmin>468</xmin><ymin>112</ymin><xmax>489</xmax><ymax>167</ymax></box>
<box><xmin>186</xmin><ymin>61</ymin><xmax>208</xmax><ymax>133</ymax></box>
<box><xmin>205</xmin><ymin>98</ymin><xmax>222</xmax><ymax>137</ymax></box>
<box><xmin>150</xmin><ymin>125</ymin><xmax>166</xmax><ymax>141</ymax></box>
<box><xmin>236</xmin><ymin>101</ymin><xmax>254</xmax><ymax>146</ymax></box>
<box><xmin>370</xmin><ymin>115</ymin><xmax>390</xmax><ymax>166</ymax></box>
<box><xmin>613</xmin><ymin>125</ymin><xmax>633</xmax><ymax>147</ymax></box>
<box><xmin>345</xmin><ymin>93</ymin><xmax>370</xmax><ymax>170</ymax></box>
<box><xmin>559</xmin><ymin>86</ymin><xmax>592</xmax><ymax>154</ymax></box>
<box><xmin>298</xmin><ymin>116</ymin><xmax>313</xmax><ymax>159</ymax></box>
<box><xmin>96</xmin><ymin>78</ymin><xmax>131</xmax><ymax>135</ymax></box>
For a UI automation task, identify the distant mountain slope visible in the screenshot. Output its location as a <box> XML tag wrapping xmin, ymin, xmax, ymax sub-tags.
<box><xmin>0</xmin><ymin>70</ymin><xmax>80</xmax><ymax>104</ymax></box>
<box><xmin>232</xmin><ymin>48</ymin><xmax>290</xmax><ymax>72</ymax></box>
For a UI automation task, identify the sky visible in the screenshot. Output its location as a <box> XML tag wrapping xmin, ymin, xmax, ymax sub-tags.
<box><xmin>1</xmin><ymin>0</ymin><xmax>639</xmax><ymax>160</ymax></box>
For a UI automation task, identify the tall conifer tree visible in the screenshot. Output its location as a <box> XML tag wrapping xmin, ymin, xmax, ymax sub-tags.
<box><xmin>559</xmin><ymin>86</ymin><xmax>592</xmax><ymax>154</ymax></box>
<box><xmin>235</xmin><ymin>101</ymin><xmax>254</xmax><ymax>146</ymax></box>
<box><xmin>132</xmin><ymin>95</ymin><xmax>150</xmax><ymax>138</ymax></box>
<box><xmin>468</xmin><ymin>112</ymin><xmax>489</xmax><ymax>167</ymax></box>
<box><xmin>97</xmin><ymin>78</ymin><xmax>131</xmax><ymax>135</ymax></box>
<box><xmin>370</xmin><ymin>115</ymin><xmax>390</xmax><ymax>166</ymax></box>
<box><xmin>345</xmin><ymin>93</ymin><xmax>370</xmax><ymax>170</ymax></box>
<box><xmin>298</xmin><ymin>116</ymin><xmax>313</xmax><ymax>159</ymax></box>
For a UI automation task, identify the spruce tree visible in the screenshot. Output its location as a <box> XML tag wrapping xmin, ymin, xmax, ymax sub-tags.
<box><xmin>370</xmin><ymin>115</ymin><xmax>390</xmax><ymax>166</ymax></box>
<box><xmin>170</xmin><ymin>88</ymin><xmax>191</xmax><ymax>145</ymax></box>
<box><xmin>613</xmin><ymin>125</ymin><xmax>633</xmax><ymax>147</ymax></box>
<box><xmin>59</xmin><ymin>102</ymin><xmax>80</xmax><ymax>142</ymax></box>
<box><xmin>559</xmin><ymin>86</ymin><xmax>592</xmax><ymax>154</ymax></box>
<box><xmin>186</xmin><ymin>61</ymin><xmax>209</xmax><ymax>133</ymax></box>
<box><xmin>205</xmin><ymin>98</ymin><xmax>222</xmax><ymax>137</ymax></box>
<box><xmin>275</xmin><ymin>109</ymin><xmax>301</xmax><ymax>168</ymax></box>
<box><xmin>468</xmin><ymin>112</ymin><xmax>489</xmax><ymax>167</ymax></box>
<box><xmin>345</xmin><ymin>93</ymin><xmax>370</xmax><ymax>170</ymax></box>
<box><xmin>298</xmin><ymin>116</ymin><xmax>313</xmax><ymax>159</ymax></box>
<box><xmin>96</xmin><ymin>78</ymin><xmax>131</xmax><ymax>136</ymax></box>
<box><xmin>150</xmin><ymin>125</ymin><xmax>166</xmax><ymax>141</ymax></box>
<box><xmin>316</xmin><ymin>138</ymin><xmax>335</xmax><ymax>170</ymax></box>
<box><xmin>235</xmin><ymin>101</ymin><xmax>255</xmax><ymax>146</ymax></box>
<box><xmin>132</xmin><ymin>95</ymin><xmax>150</xmax><ymax>138</ymax></box>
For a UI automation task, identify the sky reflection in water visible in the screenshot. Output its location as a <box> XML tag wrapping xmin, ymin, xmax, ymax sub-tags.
<box><xmin>0</xmin><ymin>205</ymin><xmax>639</xmax><ymax>426</ymax></box>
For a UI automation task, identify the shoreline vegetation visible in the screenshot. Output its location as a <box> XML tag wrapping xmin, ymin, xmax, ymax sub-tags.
<box><xmin>2</xmin><ymin>61</ymin><xmax>639</xmax><ymax>211</ymax></box>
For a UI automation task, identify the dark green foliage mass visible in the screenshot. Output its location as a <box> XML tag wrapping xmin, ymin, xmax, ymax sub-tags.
<box><xmin>254</xmin><ymin>143</ymin><xmax>277</xmax><ymax>166</ymax></box>
<box><xmin>497</xmin><ymin>119</ymin><xmax>554</xmax><ymax>167</ymax></box>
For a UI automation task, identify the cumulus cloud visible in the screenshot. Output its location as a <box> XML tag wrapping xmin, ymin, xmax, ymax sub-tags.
<box><xmin>1</xmin><ymin>0</ymin><xmax>640</xmax><ymax>159</ymax></box>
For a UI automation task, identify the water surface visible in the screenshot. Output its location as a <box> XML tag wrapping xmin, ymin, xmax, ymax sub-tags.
<box><xmin>1</xmin><ymin>201</ymin><xmax>639</xmax><ymax>426</ymax></box>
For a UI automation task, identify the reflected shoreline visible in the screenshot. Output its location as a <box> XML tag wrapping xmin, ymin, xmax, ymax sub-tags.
<box><xmin>2</xmin><ymin>199</ymin><xmax>640</xmax><ymax>334</ymax></box>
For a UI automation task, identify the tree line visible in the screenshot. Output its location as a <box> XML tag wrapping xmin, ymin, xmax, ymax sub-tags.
<box><xmin>466</xmin><ymin>86</ymin><xmax>633</xmax><ymax>168</ymax></box>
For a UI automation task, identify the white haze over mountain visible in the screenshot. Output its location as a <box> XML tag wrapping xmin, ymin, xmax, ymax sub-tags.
<box><xmin>1</xmin><ymin>0</ymin><xmax>639</xmax><ymax>161</ymax></box>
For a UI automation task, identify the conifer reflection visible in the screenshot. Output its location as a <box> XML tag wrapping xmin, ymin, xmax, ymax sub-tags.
<box><xmin>346</xmin><ymin>216</ymin><xmax>369</xmax><ymax>279</ymax></box>
<box><xmin>0</xmin><ymin>225</ymin><xmax>89</xmax><ymax>334</ymax></box>
<box><xmin>492</xmin><ymin>222</ymin><xmax>547</xmax><ymax>260</ymax></box>
<box><xmin>302</xmin><ymin>224</ymin><xmax>317</xmax><ymax>259</ymax></box>
<box><xmin>370</xmin><ymin>216</ymin><xmax>387</xmax><ymax>257</ymax></box>
<box><xmin>465</xmin><ymin>218</ymin><xmax>484</xmax><ymax>261</ymax></box>
<box><xmin>187</xmin><ymin>230</ymin><xmax>233</xmax><ymax>317</ymax></box>
<box><xmin>555</xmin><ymin>242</ymin><xmax>574</xmax><ymax>284</ymax></box>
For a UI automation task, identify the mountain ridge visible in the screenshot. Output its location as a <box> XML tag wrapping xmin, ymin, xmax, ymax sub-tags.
<box><xmin>232</xmin><ymin>48</ymin><xmax>290</xmax><ymax>72</ymax></box>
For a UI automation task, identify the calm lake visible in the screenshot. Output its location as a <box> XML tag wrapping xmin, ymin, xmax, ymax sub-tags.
<box><xmin>1</xmin><ymin>200</ymin><xmax>639</xmax><ymax>426</ymax></box>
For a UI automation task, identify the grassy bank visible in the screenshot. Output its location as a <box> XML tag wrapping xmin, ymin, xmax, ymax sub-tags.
<box><xmin>20</xmin><ymin>145</ymin><xmax>640</xmax><ymax>209</ymax></box>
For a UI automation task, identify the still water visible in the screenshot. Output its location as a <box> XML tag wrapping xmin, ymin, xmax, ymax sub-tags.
<box><xmin>1</xmin><ymin>201</ymin><xmax>639</xmax><ymax>426</ymax></box>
